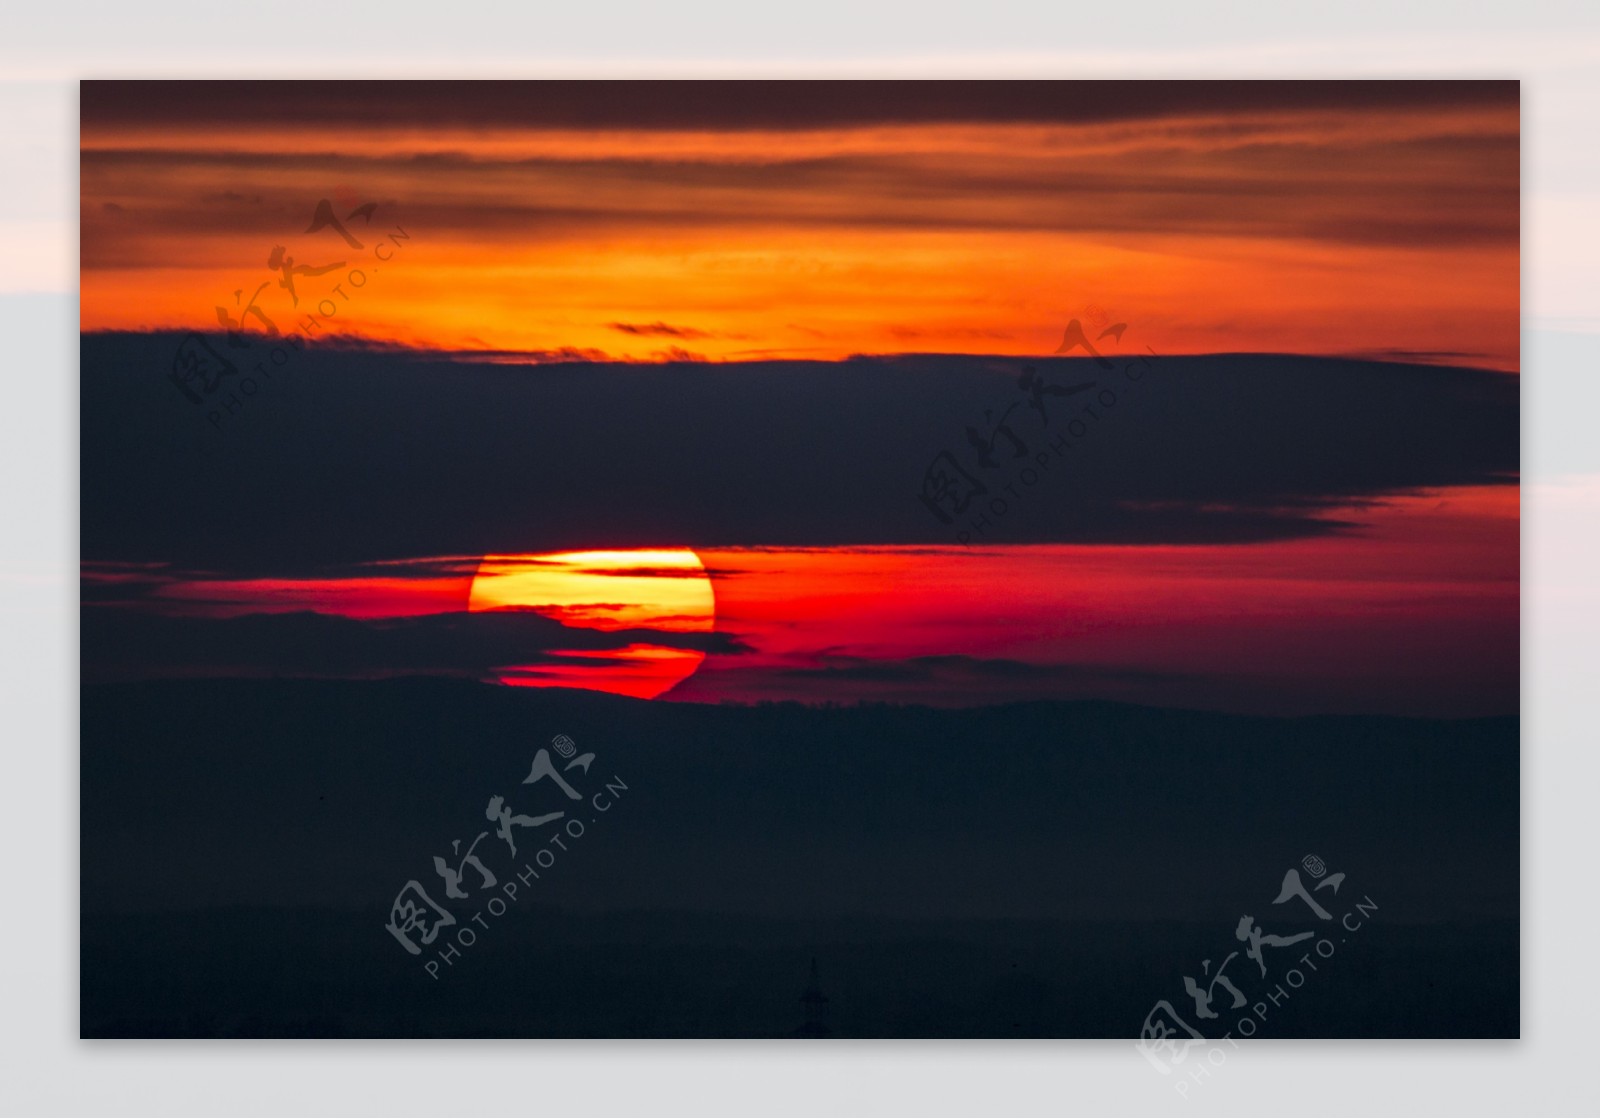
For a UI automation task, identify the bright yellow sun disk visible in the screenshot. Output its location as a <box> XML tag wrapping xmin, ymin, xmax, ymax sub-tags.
<box><xmin>467</xmin><ymin>549</ymin><xmax>714</xmax><ymax>633</ymax></box>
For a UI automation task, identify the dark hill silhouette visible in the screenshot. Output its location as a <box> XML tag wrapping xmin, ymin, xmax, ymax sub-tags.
<box><xmin>81</xmin><ymin>678</ymin><xmax>1517</xmax><ymax>1037</ymax></box>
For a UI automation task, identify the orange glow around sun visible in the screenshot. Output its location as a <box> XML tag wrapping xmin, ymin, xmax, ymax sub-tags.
<box><xmin>467</xmin><ymin>548</ymin><xmax>715</xmax><ymax>699</ymax></box>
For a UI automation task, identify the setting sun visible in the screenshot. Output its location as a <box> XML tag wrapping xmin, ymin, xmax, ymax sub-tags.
<box><xmin>466</xmin><ymin>548</ymin><xmax>715</xmax><ymax>697</ymax></box>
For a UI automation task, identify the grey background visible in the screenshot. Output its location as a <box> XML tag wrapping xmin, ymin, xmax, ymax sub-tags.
<box><xmin>4</xmin><ymin>1</ymin><xmax>1597</xmax><ymax>1115</ymax></box>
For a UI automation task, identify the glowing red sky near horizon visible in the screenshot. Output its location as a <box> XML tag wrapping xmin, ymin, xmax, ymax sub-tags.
<box><xmin>88</xmin><ymin>485</ymin><xmax>1516</xmax><ymax>715</ymax></box>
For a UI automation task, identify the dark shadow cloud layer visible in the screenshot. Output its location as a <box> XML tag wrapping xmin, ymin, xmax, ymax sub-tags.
<box><xmin>81</xmin><ymin>605</ymin><xmax>747</xmax><ymax>685</ymax></box>
<box><xmin>81</xmin><ymin>333</ymin><xmax>1517</xmax><ymax>571</ymax></box>
<box><xmin>81</xmin><ymin>80</ymin><xmax>1517</xmax><ymax>131</ymax></box>
<box><xmin>80</xmin><ymin>133</ymin><xmax>1519</xmax><ymax>262</ymax></box>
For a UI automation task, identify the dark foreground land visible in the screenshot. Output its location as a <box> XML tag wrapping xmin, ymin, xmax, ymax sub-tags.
<box><xmin>82</xmin><ymin>679</ymin><xmax>1518</xmax><ymax>1037</ymax></box>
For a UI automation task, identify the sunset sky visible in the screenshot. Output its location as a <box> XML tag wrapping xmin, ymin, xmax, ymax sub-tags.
<box><xmin>79</xmin><ymin>81</ymin><xmax>1519</xmax><ymax>714</ymax></box>
<box><xmin>81</xmin><ymin>81</ymin><xmax>1519</xmax><ymax>368</ymax></box>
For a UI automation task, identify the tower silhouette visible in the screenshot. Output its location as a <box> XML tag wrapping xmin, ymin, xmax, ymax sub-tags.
<box><xmin>797</xmin><ymin>956</ymin><xmax>830</xmax><ymax>1037</ymax></box>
